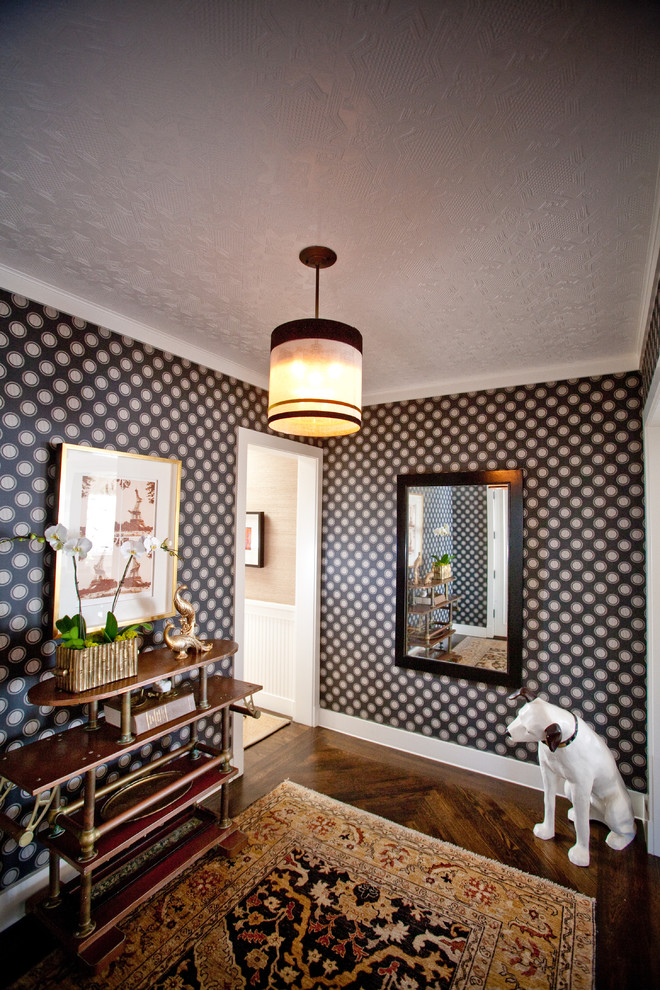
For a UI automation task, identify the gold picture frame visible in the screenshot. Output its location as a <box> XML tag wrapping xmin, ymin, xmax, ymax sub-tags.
<box><xmin>53</xmin><ymin>444</ymin><xmax>181</xmax><ymax>634</ymax></box>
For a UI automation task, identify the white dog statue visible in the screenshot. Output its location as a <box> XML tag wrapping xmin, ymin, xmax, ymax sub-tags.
<box><xmin>507</xmin><ymin>689</ymin><xmax>636</xmax><ymax>867</ymax></box>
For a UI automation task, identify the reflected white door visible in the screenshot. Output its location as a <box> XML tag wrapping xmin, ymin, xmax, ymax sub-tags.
<box><xmin>488</xmin><ymin>487</ymin><xmax>508</xmax><ymax>638</ymax></box>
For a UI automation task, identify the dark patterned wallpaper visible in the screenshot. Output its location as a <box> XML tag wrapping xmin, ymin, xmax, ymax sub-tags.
<box><xmin>320</xmin><ymin>376</ymin><xmax>647</xmax><ymax>795</ymax></box>
<box><xmin>452</xmin><ymin>486</ymin><xmax>488</xmax><ymax>628</ymax></box>
<box><xmin>0</xmin><ymin>288</ymin><xmax>271</xmax><ymax>890</ymax></box>
<box><xmin>0</xmin><ymin>284</ymin><xmax>652</xmax><ymax>895</ymax></box>
<box><xmin>415</xmin><ymin>484</ymin><xmax>452</xmax><ymax>572</ymax></box>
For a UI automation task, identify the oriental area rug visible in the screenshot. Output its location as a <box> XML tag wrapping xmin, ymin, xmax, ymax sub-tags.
<box><xmin>11</xmin><ymin>782</ymin><xmax>595</xmax><ymax>990</ymax></box>
<box><xmin>451</xmin><ymin>637</ymin><xmax>508</xmax><ymax>672</ymax></box>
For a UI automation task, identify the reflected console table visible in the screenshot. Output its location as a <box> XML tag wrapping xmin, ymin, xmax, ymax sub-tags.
<box><xmin>406</xmin><ymin>576</ymin><xmax>462</xmax><ymax>657</ymax></box>
<box><xmin>0</xmin><ymin>640</ymin><xmax>261</xmax><ymax>971</ymax></box>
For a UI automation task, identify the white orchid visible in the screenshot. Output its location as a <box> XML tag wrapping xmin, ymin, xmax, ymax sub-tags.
<box><xmin>433</xmin><ymin>524</ymin><xmax>450</xmax><ymax>537</ymax></box>
<box><xmin>63</xmin><ymin>535</ymin><xmax>93</xmax><ymax>560</ymax></box>
<box><xmin>45</xmin><ymin>523</ymin><xmax>68</xmax><ymax>551</ymax></box>
<box><xmin>144</xmin><ymin>535</ymin><xmax>178</xmax><ymax>557</ymax></box>
<box><xmin>120</xmin><ymin>537</ymin><xmax>147</xmax><ymax>559</ymax></box>
<box><xmin>2</xmin><ymin>522</ymin><xmax>177</xmax><ymax>648</ymax></box>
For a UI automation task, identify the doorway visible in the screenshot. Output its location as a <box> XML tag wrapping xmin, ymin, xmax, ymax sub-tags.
<box><xmin>233</xmin><ymin>428</ymin><xmax>323</xmax><ymax>770</ymax></box>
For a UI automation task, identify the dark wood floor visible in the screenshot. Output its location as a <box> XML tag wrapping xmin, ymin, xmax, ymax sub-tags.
<box><xmin>232</xmin><ymin>723</ymin><xmax>659</xmax><ymax>990</ymax></box>
<box><xmin>2</xmin><ymin>723</ymin><xmax>658</xmax><ymax>988</ymax></box>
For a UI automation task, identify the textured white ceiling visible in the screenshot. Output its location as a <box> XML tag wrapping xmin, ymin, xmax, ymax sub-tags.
<box><xmin>1</xmin><ymin>0</ymin><xmax>659</xmax><ymax>403</ymax></box>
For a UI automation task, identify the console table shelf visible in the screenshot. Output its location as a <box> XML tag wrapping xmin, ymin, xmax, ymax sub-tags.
<box><xmin>0</xmin><ymin>639</ymin><xmax>262</xmax><ymax>972</ymax></box>
<box><xmin>1</xmin><ymin>672</ymin><xmax>256</xmax><ymax>795</ymax></box>
<box><xmin>406</xmin><ymin>577</ymin><xmax>461</xmax><ymax>651</ymax></box>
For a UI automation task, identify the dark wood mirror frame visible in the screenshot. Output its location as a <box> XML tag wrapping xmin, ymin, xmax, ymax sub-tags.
<box><xmin>395</xmin><ymin>469</ymin><xmax>523</xmax><ymax>689</ymax></box>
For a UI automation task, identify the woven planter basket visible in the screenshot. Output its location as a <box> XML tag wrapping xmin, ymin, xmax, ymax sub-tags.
<box><xmin>54</xmin><ymin>638</ymin><xmax>139</xmax><ymax>693</ymax></box>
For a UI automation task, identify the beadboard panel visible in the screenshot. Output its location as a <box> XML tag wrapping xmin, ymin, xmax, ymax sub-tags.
<box><xmin>243</xmin><ymin>600</ymin><xmax>296</xmax><ymax>715</ymax></box>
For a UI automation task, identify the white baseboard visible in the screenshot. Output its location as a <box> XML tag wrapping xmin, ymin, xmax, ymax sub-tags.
<box><xmin>318</xmin><ymin>708</ymin><xmax>648</xmax><ymax>823</ymax></box>
<box><xmin>254</xmin><ymin>692</ymin><xmax>293</xmax><ymax>719</ymax></box>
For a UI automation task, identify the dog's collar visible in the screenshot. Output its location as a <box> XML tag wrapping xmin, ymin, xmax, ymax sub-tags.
<box><xmin>548</xmin><ymin>712</ymin><xmax>579</xmax><ymax>748</ymax></box>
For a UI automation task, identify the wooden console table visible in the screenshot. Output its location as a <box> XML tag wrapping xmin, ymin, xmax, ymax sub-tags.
<box><xmin>407</xmin><ymin>576</ymin><xmax>461</xmax><ymax>655</ymax></box>
<box><xmin>0</xmin><ymin>640</ymin><xmax>261</xmax><ymax>971</ymax></box>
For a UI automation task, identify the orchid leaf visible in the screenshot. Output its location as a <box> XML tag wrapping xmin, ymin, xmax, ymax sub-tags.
<box><xmin>103</xmin><ymin>611</ymin><xmax>119</xmax><ymax>642</ymax></box>
<box><xmin>117</xmin><ymin>622</ymin><xmax>153</xmax><ymax>640</ymax></box>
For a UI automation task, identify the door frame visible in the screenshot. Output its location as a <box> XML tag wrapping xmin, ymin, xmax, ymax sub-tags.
<box><xmin>232</xmin><ymin>428</ymin><xmax>323</xmax><ymax>770</ymax></box>
<box><xmin>488</xmin><ymin>486</ymin><xmax>509</xmax><ymax>639</ymax></box>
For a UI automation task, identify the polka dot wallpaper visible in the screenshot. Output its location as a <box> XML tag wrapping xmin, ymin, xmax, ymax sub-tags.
<box><xmin>320</xmin><ymin>376</ymin><xmax>648</xmax><ymax>795</ymax></box>
<box><xmin>0</xmin><ymin>288</ymin><xmax>272</xmax><ymax>890</ymax></box>
<box><xmin>0</xmin><ymin>284</ymin><xmax>653</xmax><ymax>895</ymax></box>
<box><xmin>451</xmin><ymin>485</ymin><xmax>489</xmax><ymax>628</ymax></box>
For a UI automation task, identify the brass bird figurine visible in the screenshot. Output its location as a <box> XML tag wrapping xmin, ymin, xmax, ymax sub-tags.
<box><xmin>163</xmin><ymin>584</ymin><xmax>213</xmax><ymax>659</ymax></box>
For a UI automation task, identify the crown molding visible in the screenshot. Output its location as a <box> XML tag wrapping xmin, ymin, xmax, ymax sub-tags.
<box><xmin>0</xmin><ymin>264</ymin><xmax>269</xmax><ymax>390</ymax></box>
<box><xmin>0</xmin><ymin>263</ymin><xmax>642</xmax><ymax>410</ymax></box>
<box><xmin>362</xmin><ymin>354</ymin><xmax>639</xmax><ymax>407</ymax></box>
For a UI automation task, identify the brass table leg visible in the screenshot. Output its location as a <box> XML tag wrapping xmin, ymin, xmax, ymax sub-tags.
<box><xmin>190</xmin><ymin>718</ymin><xmax>201</xmax><ymax>760</ymax></box>
<box><xmin>45</xmin><ymin>850</ymin><xmax>61</xmax><ymax>909</ymax></box>
<box><xmin>198</xmin><ymin>663</ymin><xmax>210</xmax><ymax>710</ymax></box>
<box><xmin>86</xmin><ymin>699</ymin><xmax>100</xmax><ymax>731</ymax></box>
<box><xmin>220</xmin><ymin>707</ymin><xmax>231</xmax><ymax>772</ymax></box>
<box><xmin>219</xmin><ymin>707</ymin><xmax>232</xmax><ymax>828</ymax></box>
<box><xmin>118</xmin><ymin>692</ymin><xmax>135</xmax><ymax>745</ymax></box>
<box><xmin>74</xmin><ymin>872</ymin><xmax>96</xmax><ymax>939</ymax></box>
<box><xmin>74</xmin><ymin>771</ymin><xmax>98</xmax><ymax>938</ymax></box>
<box><xmin>78</xmin><ymin>770</ymin><xmax>97</xmax><ymax>863</ymax></box>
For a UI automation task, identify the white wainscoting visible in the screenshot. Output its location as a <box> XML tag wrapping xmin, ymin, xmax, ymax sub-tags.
<box><xmin>243</xmin><ymin>600</ymin><xmax>296</xmax><ymax>716</ymax></box>
<box><xmin>453</xmin><ymin>623</ymin><xmax>489</xmax><ymax>638</ymax></box>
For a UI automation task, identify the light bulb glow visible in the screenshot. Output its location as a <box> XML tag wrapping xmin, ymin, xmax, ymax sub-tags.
<box><xmin>268</xmin><ymin>330</ymin><xmax>362</xmax><ymax>438</ymax></box>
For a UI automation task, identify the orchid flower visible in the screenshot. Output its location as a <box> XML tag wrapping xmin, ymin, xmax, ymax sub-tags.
<box><xmin>63</xmin><ymin>535</ymin><xmax>93</xmax><ymax>560</ymax></box>
<box><xmin>119</xmin><ymin>537</ymin><xmax>146</xmax><ymax>559</ymax></box>
<box><xmin>2</xmin><ymin>522</ymin><xmax>177</xmax><ymax>648</ymax></box>
<box><xmin>144</xmin><ymin>535</ymin><xmax>177</xmax><ymax>557</ymax></box>
<box><xmin>45</xmin><ymin>523</ymin><xmax>68</xmax><ymax>550</ymax></box>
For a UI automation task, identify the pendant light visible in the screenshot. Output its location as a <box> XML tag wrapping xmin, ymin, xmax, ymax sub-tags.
<box><xmin>267</xmin><ymin>246</ymin><xmax>362</xmax><ymax>438</ymax></box>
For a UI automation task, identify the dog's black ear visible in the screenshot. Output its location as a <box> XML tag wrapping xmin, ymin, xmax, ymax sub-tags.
<box><xmin>544</xmin><ymin>723</ymin><xmax>562</xmax><ymax>752</ymax></box>
<box><xmin>508</xmin><ymin>687</ymin><xmax>535</xmax><ymax>703</ymax></box>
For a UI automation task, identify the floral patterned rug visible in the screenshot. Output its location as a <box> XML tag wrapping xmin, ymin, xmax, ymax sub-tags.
<box><xmin>450</xmin><ymin>636</ymin><xmax>508</xmax><ymax>671</ymax></box>
<box><xmin>11</xmin><ymin>781</ymin><xmax>595</xmax><ymax>989</ymax></box>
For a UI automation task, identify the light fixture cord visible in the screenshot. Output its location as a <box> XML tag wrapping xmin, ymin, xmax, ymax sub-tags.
<box><xmin>315</xmin><ymin>264</ymin><xmax>320</xmax><ymax>318</ymax></box>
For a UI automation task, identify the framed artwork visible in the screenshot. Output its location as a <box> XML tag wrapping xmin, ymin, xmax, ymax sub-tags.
<box><xmin>245</xmin><ymin>511</ymin><xmax>264</xmax><ymax>567</ymax></box>
<box><xmin>53</xmin><ymin>444</ymin><xmax>181</xmax><ymax>633</ymax></box>
<box><xmin>408</xmin><ymin>492</ymin><xmax>423</xmax><ymax>566</ymax></box>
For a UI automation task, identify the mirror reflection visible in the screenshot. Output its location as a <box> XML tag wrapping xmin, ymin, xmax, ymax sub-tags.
<box><xmin>396</xmin><ymin>470</ymin><xmax>523</xmax><ymax>689</ymax></box>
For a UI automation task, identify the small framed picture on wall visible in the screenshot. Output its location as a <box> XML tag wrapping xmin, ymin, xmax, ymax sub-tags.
<box><xmin>245</xmin><ymin>511</ymin><xmax>265</xmax><ymax>567</ymax></box>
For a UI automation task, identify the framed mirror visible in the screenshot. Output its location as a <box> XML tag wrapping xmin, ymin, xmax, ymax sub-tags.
<box><xmin>395</xmin><ymin>469</ymin><xmax>523</xmax><ymax>688</ymax></box>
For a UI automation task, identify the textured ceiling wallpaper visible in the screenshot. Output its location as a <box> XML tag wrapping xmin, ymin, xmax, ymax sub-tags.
<box><xmin>1</xmin><ymin>0</ymin><xmax>659</xmax><ymax>399</ymax></box>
